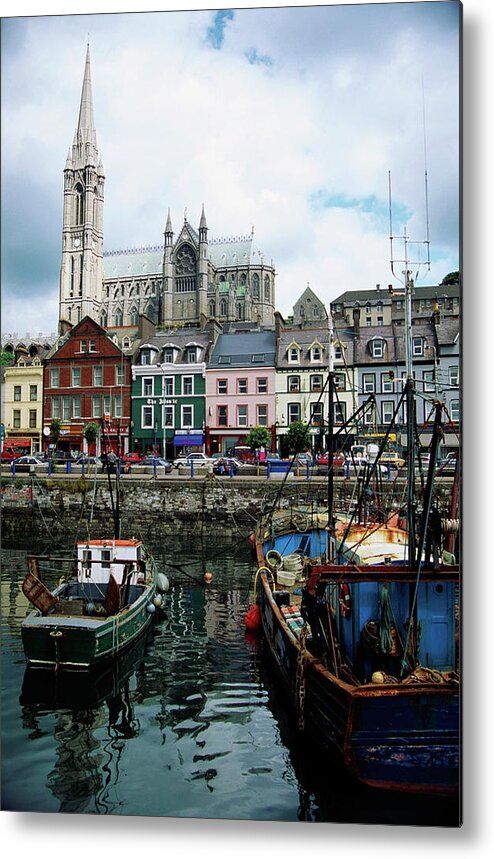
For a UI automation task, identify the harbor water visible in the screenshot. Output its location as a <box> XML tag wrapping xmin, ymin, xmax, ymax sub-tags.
<box><xmin>1</xmin><ymin>535</ymin><xmax>459</xmax><ymax>825</ymax></box>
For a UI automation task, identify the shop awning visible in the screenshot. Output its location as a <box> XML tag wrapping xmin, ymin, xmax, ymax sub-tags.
<box><xmin>173</xmin><ymin>434</ymin><xmax>204</xmax><ymax>446</ymax></box>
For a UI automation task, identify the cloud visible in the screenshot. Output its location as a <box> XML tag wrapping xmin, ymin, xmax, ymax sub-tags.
<box><xmin>1</xmin><ymin>3</ymin><xmax>460</xmax><ymax>334</ymax></box>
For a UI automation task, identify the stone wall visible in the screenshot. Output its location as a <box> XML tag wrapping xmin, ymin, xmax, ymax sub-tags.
<box><xmin>1</xmin><ymin>472</ymin><xmax>452</xmax><ymax>549</ymax></box>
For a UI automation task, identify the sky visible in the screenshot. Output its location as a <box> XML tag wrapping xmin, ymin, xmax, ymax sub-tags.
<box><xmin>1</xmin><ymin>1</ymin><xmax>461</xmax><ymax>338</ymax></box>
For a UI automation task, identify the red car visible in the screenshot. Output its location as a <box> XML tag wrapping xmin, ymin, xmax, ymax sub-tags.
<box><xmin>317</xmin><ymin>451</ymin><xmax>346</xmax><ymax>467</ymax></box>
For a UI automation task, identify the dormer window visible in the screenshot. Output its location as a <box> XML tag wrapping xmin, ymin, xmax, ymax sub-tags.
<box><xmin>163</xmin><ymin>348</ymin><xmax>174</xmax><ymax>363</ymax></box>
<box><xmin>370</xmin><ymin>338</ymin><xmax>385</xmax><ymax>359</ymax></box>
<box><xmin>287</xmin><ymin>343</ymin><xmax>300</xmax><ymax>363</ymax></box>
<box><xmin>310</xmin><ymin>341</ymin><xmax>323</xmax><ymax>362</ymax></box>
<box><xmin>334</xmin><ymin>344</ymin><xmax>343</xmax><ymax>360</ymax></box>
<box><xmin>186</xmin><ymin>346</ymin><xmax>198</xmax><ymax>363</ymax></box>
<box><xmin>140</xmin><ymin>349</ymin><xmax>151</xmax><ymax>365</ymax></box>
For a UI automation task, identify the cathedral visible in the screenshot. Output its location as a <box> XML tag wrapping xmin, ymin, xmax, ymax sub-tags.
<box><xmin>59</xmin><ymin>47</ymin><xmax>276</xmax><ymax>339</ymax></box>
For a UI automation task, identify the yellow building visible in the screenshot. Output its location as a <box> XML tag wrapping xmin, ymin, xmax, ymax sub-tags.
<box><xmin>3</xmin><ymin>354</ymin><xmax>45</xmax><ymax>453</ymax></box>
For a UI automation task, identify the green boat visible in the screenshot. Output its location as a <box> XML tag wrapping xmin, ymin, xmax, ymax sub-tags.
<box><xmin>21</xmin><ymin>538</ymin><xmax>167</xmax><ymax>669</ymax></box>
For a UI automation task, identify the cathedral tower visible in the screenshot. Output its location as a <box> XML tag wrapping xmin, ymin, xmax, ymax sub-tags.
<box><xmin>59</xmin><ymin>45</ymin><xmax>105</xmax><ymax>331</ymax></box>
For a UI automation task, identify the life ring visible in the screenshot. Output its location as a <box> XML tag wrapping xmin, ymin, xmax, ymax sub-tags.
<box><xmin>339</xmin><ymin>583</ymin><xmax>351</xmax><ymax>619</ymax></box>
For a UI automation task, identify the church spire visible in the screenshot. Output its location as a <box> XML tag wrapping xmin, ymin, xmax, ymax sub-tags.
<box><xmin>76</xmin><ymin>43</ymin><xmax>97</xmax><ymax>147</ymax></box>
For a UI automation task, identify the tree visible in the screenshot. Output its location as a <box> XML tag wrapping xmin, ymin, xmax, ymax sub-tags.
<box><xmin>441</xmin><ymin>271</ymin><xmax>459</xmax><ymax>286</ymax></box>
<box><xmin>245</xmin><ymin>425</ymin><xmax>271</xmax><ymax>456</ymax></box>
<box><xmin>1</xmin><ymin>351</ymin><xmax>14</xmax><ymax>366</ymax></box>
<box><xmin>84</xmin><ymin>421</ymin><xmax>100</xmax><ymax>451</ymax></box>
<box><xmin>283</xmin><ymin>421</ymin><xmax>311</xmax><ymax>455</ymax></box>
<box><xmin>50</xmin><ymin>419</ymin><xmax>61</xmax><ymax>449</ymax></box>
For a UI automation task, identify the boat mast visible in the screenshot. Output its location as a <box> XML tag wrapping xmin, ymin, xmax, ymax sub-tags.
<box><xmin>327</xmin><ymin>310</ymin><xmax>336</xmax><ymax>560</ymax></box>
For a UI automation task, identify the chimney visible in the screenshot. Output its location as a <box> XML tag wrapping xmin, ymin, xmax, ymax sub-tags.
<box><xmin>376</xmin><ymin>283</ymin><xmax>380</xmax><ymax>293</ymax></box>
<box><xmin>353</xmin><ymin>306</ymin><xmax>360</xmax><ymax>333</ymax></box>
<box><xmin>388</xmin><ymin>284</ymin><xmax>393</xmax><ymax>294</ymax></box>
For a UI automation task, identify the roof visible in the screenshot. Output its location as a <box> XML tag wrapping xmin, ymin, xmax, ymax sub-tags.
<box><xmin>332</xmin><ymin>282</ymin><xmax>460</xmax><ymax>306</ymax></box>
<box><xmin>209</xmin><ymin>330</ymin><xmax>276</xmax><ymax>368</ymax></box>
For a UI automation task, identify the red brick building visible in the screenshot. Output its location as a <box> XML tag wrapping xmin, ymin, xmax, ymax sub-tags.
<box><xmin>43</xmin><ymin>317</ymin><xmax>132</xmax><ymax>456</ymax></box>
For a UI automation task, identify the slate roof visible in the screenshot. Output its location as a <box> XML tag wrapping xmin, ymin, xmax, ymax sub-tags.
<box><xmin>209</xmin><ymin>330</ymin><xmax>276</xmax><ymax>369</ymax></box>
<box><xmin>133</xmin><ymin>327</ymin><xmax>211</xmax><ymax>365</ymax></box>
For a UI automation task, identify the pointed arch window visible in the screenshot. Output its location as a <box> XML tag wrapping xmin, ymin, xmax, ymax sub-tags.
<box><xmin>100</xmin><ymin>310</ymin><xmax>107</xmax><ymax>327</ymax></box>
<box><xmin>264</xmin><ymin>275</ymin><xmax>270</xmax><ymax>301</ymax></box>
<box><xmin>209</xmin><ymin>300</ymin><xmax>216</xmax><ymax>317</ymax></box>
<box><xmin>115</xmin><ymin>308</ymin><xmax>123</xmax><ymax>327</ymax></box>
<box><xmin>252</xmin><ymin>273</ymin><xmax>260</xmax><ymax>299</ymax></box>
<box><xmin>220</xmin><ymin>298</ymin><xmax>228</xmax><ymax>316</ymax></box>
<box><xmin>130</xmin><ymin>306</ymin><xmax>139</xmax><ymax>326</ymax></box>
<box><xmin>75</xmin><ymin>183</ymin><xmax>85</xmax><ymax>225</ymax></box>
<box><xmin>237</xmin><ymin>302</ymin><xmax>244</xmax><ymax>320</ymax></box>
<box><xmin>240</xmin><ymin>273</ymin><xmax>247</xmax><ymax>286</ymax></box>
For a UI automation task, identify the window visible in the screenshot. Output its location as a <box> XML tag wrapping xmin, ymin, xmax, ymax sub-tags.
<box><xmin>450</xmin><ymin>400</ymin><xmax>460</xmax><ymax>422</ymax></box>
<box><xmin>63</xmin><ymin>397</ymin><xmax>71</xmax><ymax>420</ymax></box>
<box><xmin>141</xmin><ymin>349</ymin><xmax>151</xmax><ymax>365</ymax></box>
<box><xmin>92</xmin><ymin>396</ymin><xmax>102</xmax><ymax>418</ymax></box>
<box><xmin>310</xmin><ymin>403</ymin><xmax>323</xmax><ymax>425</ymax></box>
<box><xmin>311</xmin><ymin>374</ymin><xmax>323</xmax><ymax>392</ymax></box>
<box><xmin>381</xmin><ymin>372</ymin><xmax>394</xmax><ymax>393</ymax></box>
<box><xmin>30</xmin><ymin>385</ymin><xmax>37</xmax><ymax>401</ymax></box>
<box><xmin>13</xmin><ymin>385</ymin><xmax>21</xmax><ymax>401</ymax></box>
<box><xmin>288</xmin><ymin>347</ymin><xmax>299</xmax><ymax>363</ymax></box>
<box><xmin>103</xmin><ymin>395</ymin><xmax>111</xmax><ymax>416</ymax></box>
<box><xmin>220</xmin><ymin>299</ymin><xmax>228</xmax><ymax>316</ymax></box>
<box><xmin>264</xmin><ymin>275</ymin><xmax>270</xmax><ymax>301</ymax></box>
<box><xmin>449</xmin><ymin>365</ymin><xmax>459</xmax><ymax>387</ymax></box>
<box><xmin>334</xmin><ymin>373</ymin><xmax>346</xmax><ymax>391</ymax></box>
<box><xmin>257</xmin><ymin>377</ymin><xmax>267</xmax><ymax>394</ymax></box>
<box><xmin>163</xmin><ymin>348</ymin><xmax>174</xmax><ymax>363</ymax></box>
<box><xmin>142</xmin><ymin>406</ymin><xmax>154</xmax><ymax>428</ymax></box>
<box><xmin>143</xmin><ymin>377</ymin><xmax>153</xmax><ymax>397</ymax></box>
<box><xmin>115</xmin><ymin>365</ymin><xmax>125</xmax><ymax>386</ymax></box>
<box><xmin>72</xmin><ymin>367</ymin><xmax>81</xmax><ymax>386</ymax></box>
<box><xmin>50</xmin><ymin>368</ymin><xmax>59</xmax><ymax>387</ymax></box>
<box><xmin>101</xmin><ymin>548</ymin><xmax>111</xmax><ymax>570</ymax></box>
<box><xmin>164</xmin><ymin>405</ymin><xmax>174</xmax><ymax>427</ymax></box>
<box><xmin>93</xmin><ymin>366</ymin><xmax>103</xmax><ymax>386</ymax></box>
<box><xmin>311</xmin><ymin>345</ymin><xmax>322</xmax><ymax>362</ymax></box>
<box><xmin>237</xmin><ymin>405</ymin><xmax>248</xmax><ymax>427</ymax></box>
<box><xmin>164</xmin><ymin>377</ymin><xmax>174</xmax><ymax>397</ymax></box>
<box><xmin>114</xmin><ymin>395</ymin><xmax>122</xmax><ymax>418</ymax></box>
<box><xmin>80</xmin><ymin>340</ymin><xmax>87</xmax><ymax>352</ymax></box>
<box><xmin>251</xmin><ymin>354</ymin><xmax>264</xmax><ymax>363</ymax></box>
<box><xmin>382</xmin><ymin>401</ymin><xmax>394</xmax><ymax>424</ymax></box>
<box><xmin>334</xmin><ymin>344</ymin><xmax>343</xmax><ymax>360</ymax></box>
<box><xmin>288</xmin><ymin>403</ymin><xmax>301</xmax><ymax>424</ymax></box>
<box><xmin>51</xmin><ymin>397</ymin><xmax>61</xmax><ymax>419</ymax></box>
<box><xmin>377</xmin><ymin>316</ymin><xmax>383</xmax><ymax>326</ymax></box>
<box><xmin>362</xmin><ymin>373</ymin><xmax>376</xmax><ymax>393</ymax></box>
<box><xmin>218</xmin><ymin>355</ymin><xmax>231</xmax><ymax>365</ymax></box>
<box><xmin>371</xmin><ymin>339</ymin><xmax>385</xmax><ymax>358</ymax></box>
<box><xmin>412</xmin><ymin>336</ymin><xmax>424</xmax><ymax>357</ymax></box>
<box><xmin>72</xmin><ymin>396</ymin><xmax>81</xmax><ymax>418</ymax></box>
<box><xmin>187</xmin><ymin>348</ymin><xmax>197</xmax><ymax>363</ymax></box>
<box><xmin>217</xmin><ymin>379</ymin><xmax>228</xmax><ymax>395</ymax></box>
<box><xmin>423</xmin><ymin>370</ymin><xmax>435</xmax><ymax>392</ymax></box>
<box><xmin>89</xmin><ymin>339</ymin><xmax>96</xmax><ymax>352</ymax></box>
<box><xmin>183</xmin><ymin>376</ymin><xmax>193</xmax><ymax>395</ymax></box>
<box><xmin>181</xmin><ymin>405</ymin><xmax>193</xmax><ymax>428</ymax></box>
<box><xmin>217</xmin><ymin>405</ymin><xmax>228</xmax><ymax>427</ymax></box>
<box><xmin>335</xmin><ymin>402</ymin><xmax>347</xmax><ymax>425</ymax></box>
<box><xmin>288</xmin><ymin>375</ymin><xmax>300</xmax><ymax>393</ymax></box>
<box><xmin>252</xmin><ymin>273</ymin><xmax>260</xmax><ymax>299</ymax></box>
<box><xmin>237</xmin><ymin>379</ymin><xmax>248</xmax><ymax>394</ymax></box>
<box><xmin>257</xmin><ymin>405</ymin><xmax>267</xmax><ymax>426</ymax></box>
<box><xmin>27</xmin><ymin>409</ymin><xmax>36</xmax><ymax>429</ymax></box>
<box><xmin>13</xmin><ymin>410</ymin><xmax>21</xmax><ymax>429</ymax></box>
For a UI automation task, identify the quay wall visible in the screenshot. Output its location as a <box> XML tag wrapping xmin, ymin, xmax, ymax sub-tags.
<box><xmin>1</xmin><ymin>471</ymin><xmax>454</xmax><ymax>549</ymax></box>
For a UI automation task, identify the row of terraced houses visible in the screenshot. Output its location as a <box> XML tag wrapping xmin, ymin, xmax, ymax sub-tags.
<box><xmin>2</xmin><ymin>281</ymin><xmax>460</xmax><ymax>461</ymax></box>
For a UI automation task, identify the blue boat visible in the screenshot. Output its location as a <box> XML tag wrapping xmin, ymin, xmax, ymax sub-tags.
<box><xmin>251</xmin><ymin>276</ymin><xmax>460</xmax><ymax>796</ymax></box>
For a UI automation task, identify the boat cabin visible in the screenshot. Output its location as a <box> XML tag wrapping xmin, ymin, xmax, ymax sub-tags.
<box><xmin>77</xmin><ymin>539</ymin><xmax>144</xmax><ymax>586</ymax></box>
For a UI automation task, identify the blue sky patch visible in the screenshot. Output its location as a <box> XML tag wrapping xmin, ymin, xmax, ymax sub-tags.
<box><xmin>245</xmin><ymin>47</ymin><xmax>273</xmax><ymax>68</ymax></box>
<box><xmin>309</xmin><ymin>190</ymin><xmax>411</xmax><ymax>227</ymax></box>
<box><xmin>206</xmin><ymin>9</ymin><xmax>235</xmax><ymax>50</ymax></box>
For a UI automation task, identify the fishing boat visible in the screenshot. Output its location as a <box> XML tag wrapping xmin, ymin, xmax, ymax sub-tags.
<box><xmin>20</xmin><ymin>420</ymin><xmax>168</xmax><ymax>670</ymax></box>
<box><xmin>250</xmin><ymin>268</ymin><xmax>460</xmax><ymax>795</ymax></box>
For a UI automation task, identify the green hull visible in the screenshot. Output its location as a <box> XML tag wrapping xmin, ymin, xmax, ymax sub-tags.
<box><xmin>21</xmin><ymin>584</ymin><xmax>156</xmax><ymax>669</ymax></box>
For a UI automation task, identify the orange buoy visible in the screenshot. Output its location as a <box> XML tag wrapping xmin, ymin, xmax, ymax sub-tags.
<box><xmin>244</xmin><ymin>603</ymin><xmax>261</xmax><ymax>630</ymax></box>
<box><xmin>203</xmin><ymin>571</ymin><xmax>213</xmax><ymax>584</ymax></box>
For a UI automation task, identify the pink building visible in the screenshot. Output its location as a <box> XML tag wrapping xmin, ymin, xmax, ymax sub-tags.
<box><xmin>205</xmin><ymin>329</ymin><xmax>276</xmax><ymax>455</ymax></box>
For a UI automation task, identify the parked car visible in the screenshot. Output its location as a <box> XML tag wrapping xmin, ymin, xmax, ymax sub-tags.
<box><xmin>120</xmin><ymin>452</ymin><xmax>142</xmax><ymax>464</ymax></box>
<box><xmin>140</xmin><ymin>456</ymin><xmax>173</xmax><ymax>473</ymax></box>
<box><xmin>11</xmin><ymin>455</ymin><xmax>45</xmax><ymax>471</ymax></box>
<box><xmin>293</xmin><ymin>452</ymin><xmax>312</xmax><ymax>466</ymax></box>
<box><xmin>380</xmin><ymin>451</ymin><xmax>405</xmax><ymax>469</ymax></box>
<box><xmin>316</xmin><ymin>451</ymin><xmax>346</xmax><ymax>471</ymax></box>
<box><xmin>173</xmin><ymin>452</ymin><xmax>214</xmax><ymax>468</ymax></box>
<box><xmin>76</xmin><ymin>455</ymin><xmax>102</xmax><ymax>466</ymax></box>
